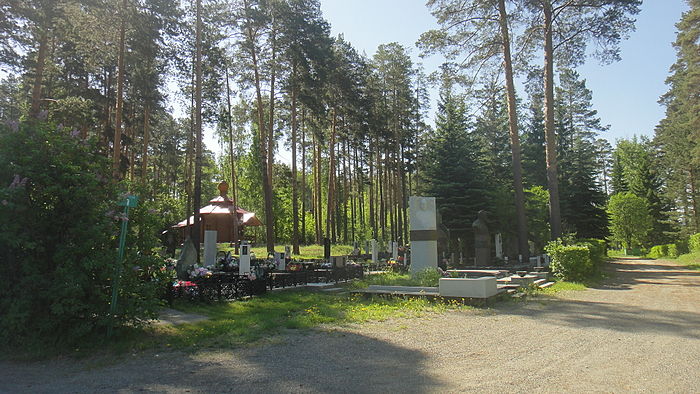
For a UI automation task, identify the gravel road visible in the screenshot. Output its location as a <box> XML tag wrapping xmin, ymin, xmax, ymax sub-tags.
<box><xmin>3</xmin><ymin>258</ymin><xmax>700</xmax><ymax>393</ymax></box>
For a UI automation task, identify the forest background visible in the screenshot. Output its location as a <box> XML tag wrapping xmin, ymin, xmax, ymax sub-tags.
<box><xmin>1</xmin><ymin>0</ymin><xmax>698</xmax><ymax>261</ymax></box>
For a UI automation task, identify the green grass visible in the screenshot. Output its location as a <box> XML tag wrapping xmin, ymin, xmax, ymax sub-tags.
<box><xmin>537</xmin><ymin>281</ymin><xmax>587</xmax><ymax>294</ymax></box>
<box><xmin>348</xmin><ymin>270</ymin><xmax>442</xmax><ymax>289</ymax></box>
<box><xmin>218</xmin><ymin>244</ymin><xmax>355</xmax><ymax>260</ymax></box>
<box><xmin>150</xmin><ymin>290</ymin><xmax>462</xmax><ymax>349</ymax></box>
<box><xmin>607</xmin><ymin>249</ymin><xmax>628</xmax><ymax>258</ymax></box>
<box><xmin>675</xmin><ymin>252</ymin><xmax>700</xmax><ymax>270</ymax></box>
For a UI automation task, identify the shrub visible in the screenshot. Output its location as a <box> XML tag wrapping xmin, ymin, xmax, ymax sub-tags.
<box><xmin>579</xmin><ymin>238</ymin><xmax>607</xmax><ymax>265</ymax></box>
<box><xmin>648</xmin><ymin>245</ymin><xmax>665</xmax><ymax>259</ymax></box>
<box><xmin>667</xmin><ymin>244</ymin><xmax>679</xmax><ymax>258</ymax></box>
<box><xmin>0</xmin><ymin>121</ymin><xmax>167</xmax><ymax>348</ymax></box>
<box><xmin>545</xmin><ymin>240</ymin><xmax>594</xmax><ymax>282</ymax></box>
<box><xmin>689</xmin><ymin>233</ymin><xmax>700</xmax><ymax>253</ymax></box>
<box><xmin>676</xmin><ymin>238</ymin><xmax>689</xmax><ymax>255</ymax></box>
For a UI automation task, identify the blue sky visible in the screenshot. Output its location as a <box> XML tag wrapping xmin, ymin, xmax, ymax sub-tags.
<box><xmin>320</xmin><ymin>0</ymin><xmax>689</xmax><ymax>145</ymax></box>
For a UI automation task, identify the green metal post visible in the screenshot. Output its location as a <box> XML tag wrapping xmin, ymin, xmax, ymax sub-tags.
<box><xmin>108</xmin><ymin>195</ymin><xmax>137</xmax><ymax>337</ymax></box>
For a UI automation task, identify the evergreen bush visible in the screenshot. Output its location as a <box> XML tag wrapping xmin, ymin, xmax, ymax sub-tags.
<box><xmin>579</xmin><ymin>238</ymin><xmax>607</xmax><ymax>265</ymax></box>
<box><xmin>689</xmin><ymin>233</ymin><xmax>700</xmax><ymax>253</ymax></box>
<box><xmin>0</xmin><ymin>121</ymin><xmax>168</xmax><ymax>347</ymax></box>
<box><xmin>667</xmin><ymin>244</ymin><xmax>679</xmax><ymax>258</ymax></box>
<box><xmin>545</xmin><ymin>240</ymin><xmax>594</xmax><ymax>281</ymax></box>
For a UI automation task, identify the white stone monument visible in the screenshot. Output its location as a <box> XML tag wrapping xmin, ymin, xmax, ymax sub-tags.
<box><xmin>495</xmin><ymin>233</ymin><xmax>503</xmax><ymax>259</ymax></box>
<box><xmin>203</xmin><ymin>230</ymin><xmax>217</xmax><ymax>267</ymax></box>
<box><xmin>239</xmin><ymin>241</ymin><xmax>251</xmax><ymax>275</ymax></box>
<box><xmin>371</xmin><ymin>239</ymin><xmax>378</xmax><ymax>264</ymax></box>
<box><xmin>392</xmin><ymin>241</ymin><xmax>398</xmax><ymax>260</ymax></box>
<box><xmin>275</xmin><ymin>252</ymin><xmax>286</xmax><ymax>271</ymax></box>
<box><xmin>409</xmin><ymin>196</ymin><xmax>438</xmax><ymax>273</ymax></box>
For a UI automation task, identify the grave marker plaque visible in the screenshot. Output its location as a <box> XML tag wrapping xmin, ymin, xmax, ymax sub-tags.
<box><xmin>239</xmin><ymin>241</ymin><xmax>251</xmax><ymax>275</ymax></box>
<box><xmin>203</xmin><ymin>230</ymin><xmax>217</xmax><ymax>267</ymax></box>
<box><xmin>409</xmin><ymin>196</ymin><xmax>438</xmax><ymax>273</ymax></box>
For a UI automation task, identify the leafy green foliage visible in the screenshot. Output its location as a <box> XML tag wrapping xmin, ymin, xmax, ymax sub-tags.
<box><xmin>545</xmin><ymin>240</ymin><xmax>594</xmax><ymax>281</ymax></box>
<box><xmin>0</xmin><ymin>121</ymin><xmax>167</xmax><ymax>347</ymax></box>
<box><xmin>579</xmin><ymin>238</ymin><xmax>607</xmax><ymax>265</ymax></box>
<box><xmin>417</xmin><ymin>84</ymin><xmax>489</xmax><ymax>235</ymax></box>
<box><xmin>607</xmin><ymin>192</ymin><xmax>653</xmax><ymax>249</ymax></box>
<box><xmin>690</xmin><ymin>233</ymin><xmax>700</xmax><ymax>253</ymax></box>
<box><xmin>150</xmin><ymin>290</ymin><xmax>461</xmax><ymax>350</ymax></box>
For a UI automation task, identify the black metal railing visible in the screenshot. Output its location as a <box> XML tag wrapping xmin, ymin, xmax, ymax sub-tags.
<box><xmin>167</xmin><ymin>265</ymin><xmax>364</xmax><ymax>303</ymax></box>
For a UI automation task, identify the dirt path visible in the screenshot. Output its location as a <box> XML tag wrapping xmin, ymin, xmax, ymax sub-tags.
<box><xmin>3</xmin><ymin>258</ymin><xmax>700</xmax><ymax>393</ymax></box>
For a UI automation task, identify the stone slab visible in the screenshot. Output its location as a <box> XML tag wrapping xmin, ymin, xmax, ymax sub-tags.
<box><xmin>439</xmin><ymin>277</ymin><xmax>498</xmax><ymax>298</ymax></box>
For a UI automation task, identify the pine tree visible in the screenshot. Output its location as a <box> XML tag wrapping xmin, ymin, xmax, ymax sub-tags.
<box><xmin>418</xmin><ymin>81</ymin><xmax>489</xmax><ymax>234</ymax></box>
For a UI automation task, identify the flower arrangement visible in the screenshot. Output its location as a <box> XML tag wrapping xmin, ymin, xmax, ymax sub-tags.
<box><xmin>189</xmin><ymin>264</ymin><xmax>212</xmax><ymax>278</ymax></box>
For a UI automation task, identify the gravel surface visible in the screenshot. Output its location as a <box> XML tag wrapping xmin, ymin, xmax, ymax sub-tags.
<box><xmin>3</xmin><ymin>258</ymin><xmax>700</xmax><ymax>393</ymax></box>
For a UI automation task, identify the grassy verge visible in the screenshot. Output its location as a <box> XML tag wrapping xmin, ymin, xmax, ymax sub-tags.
<box><xmin>348</xmin><ymin>270</ymin><xmax>442</xmax><ymax>289</ymax></box>
<box><xmin>536</xmin><ymin>281</ymin><xmax>587</xmax><ymax>295</ymax></box>
<box><xmin>217</xmin><ymin>244</ymin><xmax>355</xmax><ymax>260</ymax></box>
<box><xmin>5</xmin><ymin>288</ymin><xmax>467</xmax><ymax>360</ymax></box>
<box><xmin>675</xmin><ymin>252</ymin><xmax>700</xmax><ymax>270</ymax></box>
<box><xmin>154</xmin><ymin>290</ymin><xmax>459</xmax><ymax>349</ymax></box>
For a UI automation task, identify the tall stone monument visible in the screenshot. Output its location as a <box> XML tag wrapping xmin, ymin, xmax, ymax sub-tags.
<box><xmin>371</xmin><ymin>239</ymin><xmax>378</xmax><ymax>264</ymax></box>
<box><xmin>409</xmin><ymin>196</ymin><xmax>438</xmax><ymax>273</ymax></box>
<box><xmin>495</xmin><ymin>233</ymin><xmax>503</xmax><ymax>259</ymax></box>
<box><xmin>472</xmin><ymin>210</ymin><xmax>491</xmax><ymax>266</ymax></box>
<box><xmin>203</xmin><ymin>230</ymin><xmax>217</xmax><ymax>267</ymax></box>
<box><xmin>239</xmin><ymin>241</ymin><xmax>251</xmax><ymax>275</ymax></box>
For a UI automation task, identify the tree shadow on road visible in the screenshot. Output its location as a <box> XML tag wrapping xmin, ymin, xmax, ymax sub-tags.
<box><xmin>496</xmin><ymin>258</ymin><xmax>700</xmax><ymax>340</ymax></box>
<box><xmin>1</xmin><ymin>330</ymin><xmax>444</xmax><ymax>393</ymax></box>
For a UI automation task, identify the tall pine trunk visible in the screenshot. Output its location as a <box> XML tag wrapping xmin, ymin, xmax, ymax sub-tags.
<box><xmin>498</xmin><ymin>0</ymin><xmax>529</xmax><ymax>259</ymax></box>
<box><xmin>326</xmin><ymin>109</ymin><xmax>337</xmax><ymax>244</ymax></box>
<box><xmin>192</xmin><ymin>0</ymin><xmax>203</xmax><ymax>260</ymax></box>
<box><xmin>112</xmin><ymin>0</ymin><xmax>128</xmax><ymax>177</ymax></box>
<box><xmin>301</xmin><ymin>108</ymin><xmax>307</xmax><ymax>244</ymax></box>
<box><xmin>141</xmin><ymin>105</ymin><xmax>150</xmax><ymax>182</ymax></box>
<box><xmin>243</xmin><ymin>0</ymin><xmax>275</xmax><ymax>253</ymax></box>
<box><xmin>543</xmin><ymin>0</ymin><xmax>562</xmax><ymax>240</ymax></box>
<box><xmin>225</xmin><ymin>64</ymin><xmax>239</xmax><ymax>253</ymax></box>
<box><xmin>290</xmin><ymin>64</ymin><xmax>300</xmax><ymax>254</ymax></box>
<box><xmin>30</xmin><ymin>30</ymin><xmax>49</xmax><ymax>118</ymax></box>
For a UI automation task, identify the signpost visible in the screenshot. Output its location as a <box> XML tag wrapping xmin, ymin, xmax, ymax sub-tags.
<box><xmin>108</xmin><ymin>195</ymin><xmax>138</xmax><ymax>337</ymax></box>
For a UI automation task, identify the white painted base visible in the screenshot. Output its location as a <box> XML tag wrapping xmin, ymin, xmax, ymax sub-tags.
<box><xmin>439</xmin><ymin>277</ymin><xmax>498</xmax><ymax>298</ymax></box>
<box><xmin>411</xmin><ymin>240</ymin><xmax>438</xmax><ymax>273</ymax></box>
<box><xmin>203</xmin><ymin>230</ymin><xmax>217</xmax><ymax>267</ymax></box>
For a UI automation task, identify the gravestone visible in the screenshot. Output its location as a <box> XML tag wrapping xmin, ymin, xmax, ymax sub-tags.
<box><xmin>176</xmin><ymin>238</ymin><xmax>197</xmax><ymax>280</ymax></box>
<box><xmin>323</xmin><ymin>237</ymin><xmax>331</xmax><ymax>261</ymax></box>
<box><xmin>365</xmin><ymin>240</ymin><xmax>370</xmax><ymax>255</ymax></box>
<box><xmin>472</xmin><ymin>210</ymin><xmax>491</xmax><ymax>266</ymax></box>
<box><xmin>371</xmin><ymin>239</ymin><xmax>378</xmax><ymax>264</ymax></box>
<box><xmin>285</xmin><ymin>245</ymin><xmax>291</xmax><ymax>259</ymax></box>
<box><xmin>203</xmin><ymin>230</ymin><xmax>217</xmax><ymax>267</ymax></box>
<box><xmin>275</xmin><ymin>252</ymin><xmax>286</xmax><ymax>270</ymax></box>
<box><xmin>409</xmin><ymin>196</ymin><xmax>438</xmax><ymax>273</ymax></box>
<box><xmin>239</xmin><ymin>241</ymin><xmax>250</xmax><ymax>275</ymax></box>
<box><xmin>392</xmin><ymin>241</ymin><xmax>398</xmax><ymax>260</ymax></box>
<box><xmin>495</xmin><ymin>233</ymin><xmax>503</xmax><ymax>259</ymax></box>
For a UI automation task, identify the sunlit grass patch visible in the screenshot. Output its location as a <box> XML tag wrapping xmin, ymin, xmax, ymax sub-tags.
<box><xmin>537</xmin><ymin>281</ymin><xmax>587</xmax><ymax>294</ymax></box>
<box><xmin>675</xmin><ymin>252</ymin><xmax>700</xmax><ymax>270</ymax></box>
<box><xmin>151</xmin><ymin>289</ymin><xmax>463</xmax><ymax>350</ymax></box>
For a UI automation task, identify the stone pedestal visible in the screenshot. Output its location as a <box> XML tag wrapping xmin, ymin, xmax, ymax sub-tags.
<box><xmin>409</xmin><ymin>196</ymin><xmax>438</xmax><ymax>273</ymax></box>
<box><xmin>495</xmin><ymin>233</ymin><xmax>503</xmax><ymax>259</ymax></box>
<box><xmin>371</xmin><ymin>239</ymin><xmax>378</xmax><ymax>264</ymax></box>
<box><xmin>203</xmin><ymin>230</ymin><xmax>217</xmax><ymax>267</ymax></box>
<box><xmin>439</xmin><ymin>277</ymin><xmax>498</xmax><ymax>298</ymax></box>
<box><xmin>239</xmin><ymin>241</ymin><xmax>251</xmax><ymax>275</ymax></box>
